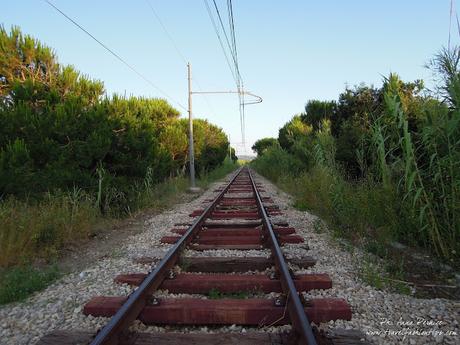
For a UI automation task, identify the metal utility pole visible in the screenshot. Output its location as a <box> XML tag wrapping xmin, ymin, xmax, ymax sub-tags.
<box><xmin>186</xmin><ymin>65</ymin><xmax>262</xmax><ymax>189</ymax></box>
<box><xmin>187</xmin><ymin>63</ymin><xmax>199</xmax><ymax>192</ymax></box>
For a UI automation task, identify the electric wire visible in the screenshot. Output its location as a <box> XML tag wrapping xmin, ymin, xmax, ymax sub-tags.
<box><xmin>144</xmin><ymin>0</ymin><xmax>188</xmax><ymax>64</ymax></box>
<box><xmin>144</xmin><ymin>0</ymin><xmax>218</xmax><ymax>118</ymax></box>
<box><xmin>203</xmin><ymin>0</ymin><xmax>239</xmax><ymax>85</ymax></box>
<box><xmin>211</xmin><ymin>0</ymin><xmax>241</xmax><ymax>83</ymax></box>
<box><xmin>203</xmin><ymin>0</ymin><xmax>258</xmax><ymax>151</ymax></box>
<box><xmin>227</xmin><ymin>0</ymin><xmax>241</xmax><ymax>83</ymax></box>
<box><xmin>224</xmin><ymin>0</ymin><xmax>246</xmax><ymax>147</ymax></box>
<box><xmin>43</xmin><ymin>0</ymin><xmax>187</xmax><ymax>111</ymax></box>
<box><xmin>207</xmin><ymin>0</ymin><xmax>245</xmax><ymax>148</ymax></box>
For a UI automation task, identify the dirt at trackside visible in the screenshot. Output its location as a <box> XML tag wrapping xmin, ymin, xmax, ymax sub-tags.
<box><xmin>55</xmin><ymin>190</ymin><xmax>200</xmax><ymax>274</ymax></box>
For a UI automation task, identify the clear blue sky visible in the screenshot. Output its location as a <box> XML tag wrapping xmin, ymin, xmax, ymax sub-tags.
<box><xmin>2</xmin><ymin>0</ymin><xmax>455</xmax><ymax>155</ymax></box>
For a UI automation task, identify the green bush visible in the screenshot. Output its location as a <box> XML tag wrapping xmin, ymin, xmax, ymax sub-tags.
<box><xmin>251</xmin><ymin>146</ymin><xmax>306</xmax><ymax>182</ymax></box>
<box><xmin>252</xmin><ymin>47</ymin><xmax>460</xmax><ymax>262</ymax></box>
<box><xmin>0</xmin><ymin>26</ymin><xmax>231</xmax><ymax>207</ymax></box>
<box><xmin>251</xmin><ymin>137</ymin><xmax>279</xmax><ymax>156</ymax></box>
<box><xmin>0</xmin><ymin>25</ymin><xmax>236</xmax><ymax>270</ymax></box>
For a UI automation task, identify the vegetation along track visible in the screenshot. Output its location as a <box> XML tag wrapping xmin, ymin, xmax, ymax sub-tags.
<box><xmin>38</xmin><ymin>167</ymin><xmax>360</xmax><ymax>345</ymax></box>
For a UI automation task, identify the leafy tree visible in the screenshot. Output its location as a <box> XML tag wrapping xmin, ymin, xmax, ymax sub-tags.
<box><xmin>160</xmin><ymin>124</ymin><xmax>188</xmax><ymax>173</ymax></box>
<box><xmin>251</xmin><ymin>137</ymin><xmax>279</xmax><ymax>156</ymax></box>
<box><xmin>0</xmin><ymin>26</ymin><xmax>230</xmax><ymax>200</ymax></box>
<box><xmin>333</xmin><ymin>84</ymin><xmax>382</xmax><ymax>136</ymax></box>
<box><xmin>0</xmin><ymin>26</ymin><xmax>59</xmax><ymax>98</ymax></box>
<box><xmin>301</xmin><ymin>100</ymin><xmax>336</xmax><ymax>131</ymax></box>
<box><xmin>230</xmin><ymin>147</ymin><xmax>238</xmax><ymax>162</ymax></box>
<box><xmin>278</xmin><ymin>115</ymin><xmax>313</xmax><ymax>151</ymax></box>
<box><xmin>191</xmin><ymin>119</ymin><xmax>229</xmax><ymax>173</ymax></box>
<box><xmin>0</xmin><ymin>26</ymin><xmax>104</xmax><ymax>109</ymax></box>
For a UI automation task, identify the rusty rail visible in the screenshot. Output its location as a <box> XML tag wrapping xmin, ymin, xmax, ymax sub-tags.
<box><xmin>88</xmin><ymin>167</ymin><xmax>243</xmax><ymax>345</ymax></box>
<box><xmin>248</xmin><ymin>168</ymin><xmax>317</xmax><ymax>345</ymax></box>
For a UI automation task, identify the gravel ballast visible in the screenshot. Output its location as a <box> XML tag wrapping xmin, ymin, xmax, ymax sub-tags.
<box><xmin>0</xmin><ymin>170</ymin><xmax>458</xmax><ymax>345</ymax></box>
<box><xmin>255</xmin><ymin>172</ymin><xmax>459</xmax><ymax>345</ymax></box>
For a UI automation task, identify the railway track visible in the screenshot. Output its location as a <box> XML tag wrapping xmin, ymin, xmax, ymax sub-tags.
<box><xmin>38</xmin><ymin>167</ymin><xmax>357</xmax><ymax>345</ymax></box>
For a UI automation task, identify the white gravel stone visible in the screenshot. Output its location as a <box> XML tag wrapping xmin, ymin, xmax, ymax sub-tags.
<box><xmin>0</xmin><ymin>175</ymin><xmax>237</xmax><ymax>344</ymax></box>
<box><xmin>253</xmin><ymin>172</ymin><xmax>460</xmax><ymax>345</ymax></box>
<box><xmin>1</xmin><ymin>170</ymin><xmax>458</xmax><ymax>345</ymax></box>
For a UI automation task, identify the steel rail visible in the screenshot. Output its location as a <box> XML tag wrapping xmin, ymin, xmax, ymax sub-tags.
<box><xmin>247</xmin><ymin>168</ymin><xmax>317</xmax><ymax>345</ymax></box>
<box><xmin>89</xmin><ymin>167</ymin><xmax>244</xmax><ymax>345</ymax></box>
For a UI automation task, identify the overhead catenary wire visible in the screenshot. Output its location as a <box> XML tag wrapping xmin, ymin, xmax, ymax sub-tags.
<box><xmin>204</xmin><ymin>0</ymin><xmax>246</xmax><ymax>147</ymax></box>
<box><xmin>226</xmin><ymin>0</ymin><xmax>242</xmax><ymax>89</ymax></box>
<box><xmin>224</xmin><ymin>0</ymin><xmax>246</xmax><ymax>147</ymax></box>
<box><xmin>227</xmin><ymin>1</ymin><xmax>238</xmax><ymax>60</ymax></box>
<box><xmin>211</xmin><ymin>0</ymin><xmax>242</xmax><ymax>83</ymax></box>
<box><xmin>202</xmin><ymin>1</ymin><xmax>261</xmax><ymax>152</ymax></box>
<box><xmin>43</xmin><ymin>0</ymin><xmax>187</xmax><ymax>111</ymax></box>
<box><xmin>204</xmin><ymin>0</ymin><xmax>247</xmax><ymax>149</ymax></box>
<box><xmin>203</xmin><ymin>0</ymin><xmax>240</xmax><ymax>86</ymax></box>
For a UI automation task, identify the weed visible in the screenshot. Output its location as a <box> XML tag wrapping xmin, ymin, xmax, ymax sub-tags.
<box><xmin>313</xmin><ymin>219</ymin><xmax>324</xmax><ymax>234</ymax></box>
<box><xmin>179</xmin><ymin>257</ymin><xmax>191</xmax><ymax>271</ymax></box>
<box><xmin>110</xmin><ymin>248</ymin><xmax>124</xmax><ymax>259</ymax></box>
<box><xmin>359</xmin><ymin>257</ymin><xmax>384</xmax><ymax>290</ymax></box>
<box><xmin>208</xmin><ymin>288</ymin><xmax>249</xmax><ymax>299</ymax></box>
<box><xmin>208</xmin><ymin>288</ymin><xmax>221</xmax><ymax>299</ymax></box>
<box><xmin>0</xmin><ymin>161</ymin><xmax>238</xmax><ymax>268</ymax></box>
<box><xmin>0</xmin><ymin>265</ymin><xmax>60</xmax><ymax>305</ymax></box>
<box><xmin>393</xmin><ymin>282</ymin><xmax>411</xmax><ymax>295</ymax></box>
<box><xmin>0</xmin><ymin>192</ymin><xmax>97</xmax><ymax>267</ymax></box>
<box><xmin>365</xmin><ymin>240</ymin><xmax>389</xmax><ymax>258</ymax></box>
<box><xmin>336</xmin><ymin>238</ymin><xmax>355</xmax><ymax>254</ymax></box>
<box><xmin>293</xmin><ymin>200</ymin><xmax>309</xmax><ymax>211</ymax></box>
<box><xmin>356</xmin><ymin>254</ymin><xmax>412</xmax><ymax>295</ymax></box>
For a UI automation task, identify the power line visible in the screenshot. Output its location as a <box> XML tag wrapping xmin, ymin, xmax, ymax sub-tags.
<box><xmin>144</xmin><ymin>0</ymin><xmax>187</xmax><ymax>65</ymax></box>
<box><xmin>228</xmin><ymin>0</ymin><xmax>239</xmax><ymax>75</ymax></box>
<box><xmin>203</xmin><ymin>0</ymin><xmax>239</xmax><ymax>85</ymax></box>
<box><xmin>224</xmin><ymin>0</ymin><xmax>246</xmax><ymax>146</ymax></box>
<box><xmin>211</xmin><ymin>0</ymin><xmax>241</xmax><ymax>83</ymax></box>
<box><xmin>143</xmin><ymin>0</ymin><xmax>218</xmax><ymax>118</ymax></box>
<box><xmin>226</xmin><ymin>0</ymin><xmax>241</xmax><ymax>87</ymax></box>
<box><xmin>43</xmin><ymin>0</ymin><xmax>187</xmax><ymax>111</ymax></box>
<box><xmin>203</xmin><ymin>0</ymin><xmax>247</xmax><ymax>146</ymax></box>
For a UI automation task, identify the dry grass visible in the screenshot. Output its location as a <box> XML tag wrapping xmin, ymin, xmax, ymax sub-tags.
<box><xmin>0</xmin><ymin>191</ymin><xmax>98</xmax><ymax>267</ymax></box>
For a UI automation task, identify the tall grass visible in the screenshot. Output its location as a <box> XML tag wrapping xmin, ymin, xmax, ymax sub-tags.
<box><xmin>383</xmin><ymin>94</ymin><xmax>446</xmax><ymax>256</ymax></box>
<box><xmin>253</xmin><ymin>55</ymin><xmax>460</xmax><ymax>263</ymax></box>
<box><xmin>255</xmin><ymin>154</ymin><xmax>400</xmax><ymax>245</ymax></box>
<box><xmin>372</xmin><ymin>75</ymin><xmax>460</xmax><ymax>259</ymax></box>
<box><xmin>0</xmin><ymin>190</ymin><xmax>98</xmax><ymax>267</ymax></box>
<box><xmin>252</xmin><ymin>110</ymin><xmax>459</xmax><ymax>263</ymax></box>
<box><xmin>0</xmin><ymin>159</ymin><xmax>239</xmax><ymax>268</ymax></box>
<box><xmin>0</xmin><ymin>159</ymin><xmax>238</xmax><ymax>304</ymax></box>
